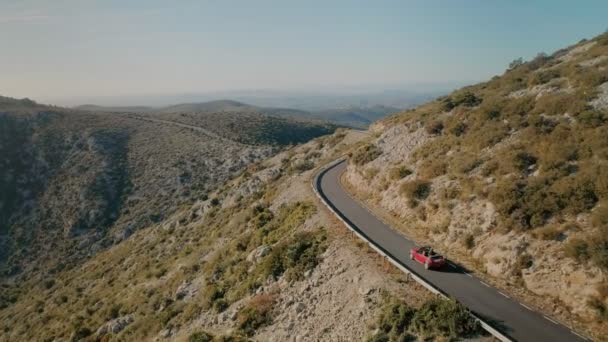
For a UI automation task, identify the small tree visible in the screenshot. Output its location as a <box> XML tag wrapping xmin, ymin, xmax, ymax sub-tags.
<box><xmin>508</xmin><ymin>57</ymin><xmax>524</xmax><ymax>70</ymax></box>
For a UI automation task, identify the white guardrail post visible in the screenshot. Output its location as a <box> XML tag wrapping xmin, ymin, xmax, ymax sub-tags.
<box><xmin>311</xmin><ymin>158</ymin><xmax>512</xmax><ymax>342</ymax></box>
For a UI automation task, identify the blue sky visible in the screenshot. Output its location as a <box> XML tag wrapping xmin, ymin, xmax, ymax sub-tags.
<box><xmin>1</xmin><ymin>0</ymin><xmax>606</xmax><ymax>103</ymax></box>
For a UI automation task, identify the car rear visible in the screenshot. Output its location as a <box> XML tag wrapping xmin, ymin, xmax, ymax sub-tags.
<box><xmin>429</xmin><ymin>255</ymin><xmax>446</xmax><ymax>268</ymax></box>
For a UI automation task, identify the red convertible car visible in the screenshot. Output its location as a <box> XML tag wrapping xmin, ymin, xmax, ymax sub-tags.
<box><xmin>410</xmin><ymin>246</ymin><xmax>447</xmax><ymax>270</ymax></box>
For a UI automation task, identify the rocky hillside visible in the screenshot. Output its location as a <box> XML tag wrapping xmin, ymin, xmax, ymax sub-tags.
<box><xmin>138</xmin><ymin>111</ymin><xmax>337</xmax><ymax>146</ymax></box>
<box><xmin>344</xmin><ymin>32</ymin><xmax>608</xmax><ymax>338</ymax></box>
<box><xmin>0</xmin><ymin>128</ymin><xmax>487</xmax><ymax>342</ymax></box>
<box><xmin>0</xmin><ymin>97</ymin><xmax>337</xmax><ymax>287</ymax></box>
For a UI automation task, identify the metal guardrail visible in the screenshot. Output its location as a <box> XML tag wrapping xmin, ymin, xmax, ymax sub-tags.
<box><xmin>311</xmin><ymin>158</ymin><xmax>512</xmax><ymax>342</ymax></box>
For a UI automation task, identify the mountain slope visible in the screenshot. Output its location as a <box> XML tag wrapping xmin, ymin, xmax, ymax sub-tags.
<box><xmin>0</xmin><ymin>97</ymin><xmax>338</xmax><ymax>285</ymax></box>
<box><xmin>344</xmin><ymin>32</ymin><xmax>608</xmax><ymax>339</ymax></box>
<box><xmin>0</xmin><ymin>128</ymin><xmax>487</xmax><ymax>342</ymax></box>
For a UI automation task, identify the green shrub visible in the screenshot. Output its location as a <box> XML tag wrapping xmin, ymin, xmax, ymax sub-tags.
<box><xmin>463</xmin><ymin>234</ymin><xmax>475</xmax><ymax>249</ymax></box>
<box><xmin>370</xmin><ymin>296</ymin><xmax>415</xmax><ymax>341</ymax></box>
<box><xmin>188</xmin><ymin>331</ymin><xmax>214</xmax><ymax>342</ymax></box>
<box><xmin>578</xmin><ymin>110</ymin><xmax>607</xmax><ymax>128</ymax></box>
<box><xmin>441</xmin><ymin>97</ymin><xmax>455</xmax><ymax>111</ymax></box>
<box><xmin>425</xmin><ymin>120</ymin><xmax>444</xmax><ymax>135</ymax></box>
<box><xmin>508</xmin><ymin>57</ymin><xmax>524</xmax><ymax>70</ymax></box>
<box><xmin>598</xmin><ymin>32</ymin><xmax>608</xmax><ymax>45</ymax></box>
<box><xmin>290</xmin><ymin>160</ymin><xmax>315</xmax><ymax>173</ymax></box>
<box><xmin>448</xmin><ymin>122</ymin><xmax>467</xmax><ymax>136</ymax></box>
<box><xmin>418</xmin><ymin>159</ymin><xmax>447</xmax><ymax>179</ymax></box>
<box><xmin>400</xmin><ymin>180</ymin><xmax>431</xmax><ymax>201</ymax></box>
<box><xmin>533</xmin><ymin>92</ymin><xmax>588</xmax><ymax>116</ymax></box>
<box><xmin>588</xmin><ymin>297</ymin><xmax>608</xmax><ymax>320</ymax></box>
<box><xmin>352</xmin><ymin>144</ymin><xmax>382</xmax><ymax>165</ymax></box>
<box><xmin>43</xmin><ymin>279</ymin><xmax>55</xmax><ymax>290</ymax></box>
<box><xmin>368</xmin><ymin>294</ymin><xmax>478</xmax><ymax>340</ymax></box>
<box><xmin>529</xmin><ymin>69</ymin><xmax>560</xmax><ymax>86</ymax></box>
<box><xmin>259</xmin><ymin>230</ymin><xmax>327</xmax><ymax>281</ymax></box>
<box><xmin>389</xmin><ymin>166</ymin><xmax>412</xmax><ymax>180</ymax></box>
<box><xmin>486</xmin><ymin>109</ymin><xmax>501</xmax><ymax>120</ymax></box>
<box><xmin>512</xmin><ymin>253</ymin><xmax>533</xmax><ymax>277</ymax></box>
<box><xmin>513</xmin><ymin>151</ymin><xmax>537</xmax><ymax>172</ymax></box>
<box><xmin>452</xmin><ymin>91</ymin><xmax>482</xmax><ymax>107</ymax></box>
<box><xmin>410</xmin><ymin>298</ymin><xmax>479</xmax><ymax>338</ymax></box>
<box><xmin>251</xmin><ymin>205</ymin><xmax>274</xmax><ymax>229</ymax></box>
<box><xmin>237</xmin><ymin>294</ymin><xmax>275</xmax><ymax>336</ymax></box>
<box><xmin>463</xmin><ymin>121</ymin><xmax>509</xmax><ymax>151</ymax></box>
<box><xmin>591</xmin><ymin>227</ymin><xmax>608</xmax><ymax>270</ymax></box>
<box><xmin>71</xmin><ymin>326</ymin><xmax>92</xmax><ymax>341</ymax></box>
<box><xmin>564</xmin><ymin>238</ymin><xmax>590</xmax><ymax>263</ymax></box>
<box><xmin>204</xmin><ymin>285</ymin><xmax>228</xmax><ymax>312</ymax></box>
<box><xmin>450</xmin><ymin>152</ymin><xmax>482</xmax><ymax>175</ymax></box>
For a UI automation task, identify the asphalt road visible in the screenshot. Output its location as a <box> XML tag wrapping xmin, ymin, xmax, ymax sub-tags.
<box><xmin>315</xmin><ymin>160</ymin><xmax>588</xmax><ymax>342</ymax></box>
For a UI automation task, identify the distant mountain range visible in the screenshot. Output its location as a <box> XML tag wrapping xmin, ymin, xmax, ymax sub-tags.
<box><xmin>75</xmin><ymin>99</ymin><xmax>401</xmax><ymax>128</ymax></box>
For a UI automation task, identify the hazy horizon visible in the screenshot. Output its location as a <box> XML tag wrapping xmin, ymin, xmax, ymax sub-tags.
<box><xmin>2</xmin><ymin>0</ymin><xmax>607</xmax><ymax>105</ymax></box>
<box><xmin>48</xmin><ymin>82</ymin><xmax>462</xmax><ymax>109</ymax></box>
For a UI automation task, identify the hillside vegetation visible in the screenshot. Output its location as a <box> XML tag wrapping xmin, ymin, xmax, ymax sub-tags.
<box><xmin>345</xmin><ymin>32</ymin><xmax>608</xmax><ymax>338</ymax></box>
<box><xmin>0</xmin><ymin>127</ymin><xmax>486</xmax><ymax>341</ymax></box>
<box><xmin>0</xmin><ymin>97</ymin><xmax>337</xmax><ymax>289</ymax></box>
<box><xmin>140</xmin><ymin>111</ymin><xmax>338</xmax><ymax>146</ymax></box>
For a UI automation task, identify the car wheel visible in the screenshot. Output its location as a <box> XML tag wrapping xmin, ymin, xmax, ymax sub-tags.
<box><xmin>424</xmin><ymin>262</ymin><xmax>430</xmax><ymax>270</ymax></box>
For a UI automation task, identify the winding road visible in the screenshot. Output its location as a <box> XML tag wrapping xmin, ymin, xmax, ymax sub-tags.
<box><xmin>314</xmin><ymin>159</ymin><xmax>589</xmax><ymax>342</ymax></box>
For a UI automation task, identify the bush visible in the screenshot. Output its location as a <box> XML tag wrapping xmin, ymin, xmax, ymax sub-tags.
<box><xmin>370</xmin><ymin>296</ymin><xmax>415</xmax><ymax>341</ymax></box>
<box><xmin>533</xmin><ymin>92</ymin><xmax>588</xmax><ymax>116</ymax></box>
<box><xmin>417</xmin><ymin>159</ymin><xmax>447</xmax><ymax>179</ymax></box>
<box><xmin>410</xmin><ymin>298</ymin><xmax>479</xmax><ymax>338</ymax></box>
<box><xmin>450</xmin><ymin>152</ymin><xmax>482</xmax><ymax>175</ymax></box>
<box><xmin>425</xmin><ymin>120</ymin><xmax>444</xmax><ymax>135</ymax></box>
<box><xmin>237</xmin><ymin>294</ymin><xmax>275</xmax><ymax>336</ymax></box>
<box><xmin>529</xmin><ymin>69</ymin><xmax>560</xmax><ymax>86</ymax></box>
<box><xmin>389</xmin><ymin>166</ymin><xmax>412</xmax><ymax>180</ymax></box>
<box><xmin>578</xmin><ymin>110</ymin><xmax>606</xmax><ymax>128</ymax></box>
<box><xmin>509</xmin><ymin>57</ymin><xmax>524</xmax><ymax>70</ymax></box>
<box><xmin>512</xmin><ymin>253</ymin><xmax>533</xmax><ymax>277</ymax></box>
<box><xmin>453</xmin><ymin>91</ymin><xmax>482</xmax><ymax>107</ymax></box>
<box><xmin>290</xmin><ymin>160</ymin><xmax>314</xmax><ymax>173</ymax></box>
<box><xmin>441</xmin><ymin>97</ymin><xmax>455</xmax><ymax>112</ymax></box>
<box><xmin>591</xmin><ymin>228</ymin><xmax>608</xmax><ymax>270</ymax></box>
<box><xmin>463</xmin><ymin>234</ymin><xmax>475</xmax><ymax>249</ymax></box>
<box><xmin>251</xmin><ymin>205</ymin><xmax>274</xmax><ymax>229</ymax></box>
<box><xmin>368</xmin><ymin>295</ymin><xmax>479</xmax><ymax>340</ymax></box>
<box><xmin>564</xmin><ymin>238</ymin><xmax>590</xmax><ymax>263</ymax></box>
<box><xmin>448</xmin><ymin>122</ymin><xmax>467</xmax><ymax>136</ymax></box>
<box><xmin>513</xmin><ymin>151</ymin><xmax>537</xmax><ymax>172</ymax></box>
<box><xmin>43</xmin><ymin>279</ymin><xmax>55</xmax><ymax>290</ymax></box>
<box><xmin>400</xmin><ymin>180</ymin><xmax>431</xmax><ymax>201</ymax></box>
<box><xmin>259</xmin><ymin>231</ymin><xmax>327</xmax><ymax>281</ymax></box>
<box><xmin>188</xmin><ymin>331</ymin><xmax>214</xmax><ymax>342</ymax></box>
<box><xmin>352</xmin><ymin>144</ymin><xmax>382</xmax><ymax>165</ymax></box>
<box><xmin>204</xmin><ymin>285</ymin><xmax>228</xmax><ymax>312</ymax></box>
<box><xmin>71</xmin><ymin>326</ymin><xmax>92</xmax><ymax>341</ymax></box>
<box><xmin>588</xmin><ymin>297</ymin><xmax>608</xmax><ymax>320</ymax></box>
